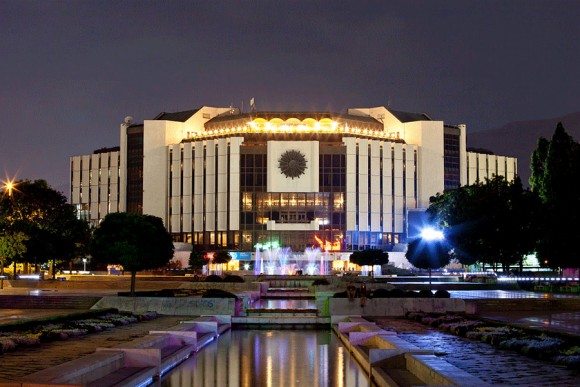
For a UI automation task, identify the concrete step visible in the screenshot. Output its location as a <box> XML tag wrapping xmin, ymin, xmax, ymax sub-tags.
<box><xmin>261</xmin><ymin>294</ymin><xmax>315</xmax><ymax>300</ymax></box>
<box><xmin>232</xmin><ymin>316</ymin><xmax>330</xmax><ymax>327</ymax></box>
<box><xmin>246</xmin><ymin>308</ymin><xmax>318</xmax><ymax>317</ymax></box>
<box><xmin>267</xmin><ymin>287</ymin><xmax>311</xmax><ymax>292</ymax></box>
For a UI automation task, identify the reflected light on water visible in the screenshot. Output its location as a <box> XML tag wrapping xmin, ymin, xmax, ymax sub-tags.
<box><xmin>161</xmin><ymin>330</ymin><xmax>369</xmax><ymax>387</ymax></box>
<box><xmin>336</xmin><ymin>346</ymin><xmax>345</xmax><ymax>387</ymax></box>
<box><xmin>266</xmin><ymin>355</ymin><xmax>272</xmax><ymax>387</ymax></box>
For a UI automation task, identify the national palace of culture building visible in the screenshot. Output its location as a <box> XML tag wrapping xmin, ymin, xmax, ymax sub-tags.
<box><xmin>70</xmin><ymin>105</ymin><xmax>517</xmax><ymax>269</ymax></box>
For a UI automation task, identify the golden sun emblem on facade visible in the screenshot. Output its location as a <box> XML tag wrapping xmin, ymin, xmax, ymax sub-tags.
<box><xmin>278</xmin><ymin>150</ymin><xmax>307</xmax><ymax>179</ymax></box>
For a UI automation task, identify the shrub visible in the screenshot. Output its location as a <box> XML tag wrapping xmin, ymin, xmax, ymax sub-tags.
<box><xmin>12</xmin><ymin>333</ymin><xmax>41</xmax><ymax>347</ymax></box>
<box><xmin>333</xmin><ymin>291</ymin><xmax>348</xmax><ymax>298</ymax></box>
<box><xmin>312</xmin><ymin>278</ymin><xmax>330</xmax><ymax>286</ymax></box>
<box><xmin>418</xmin><ymin>289</ymin><xmax>433</xmax><ymax>298</ymax></box>
<box><xmin>223</xmin><ymin>275</ymin><xmax>245</xmax><ymax>283</ymax></box>
<box><xmin>372</xmin><ymin>288</ymin><xmax>392</xmax><ymax>298</ymax></box>
<box><xmin>205</xmin><ymin>275</ymin><xmax>223</xmax><ymax>282</ymax></box>
<box><xmin>554</xmin><ymin>355</ymin><xmax>580</xmax><ymax>369</ymax></box>
<box><xmin>0</xmin><ymin>338</ymin><xmax>17</xmax><ymax>353</ymax></box>
<box><xmin>389</xmin><ymin>288</ymin><xmax>406</xmax><ymax>298</ymax></box>
<box><xmin>434</xmin><ymin>289</ymin><xmax>450</xmax><ymax>298</ymax></box>
<box><xmin>202</xmin><ymin>289</ymin><xmax>238</xmax><ymax>299</ymax></box>
<box><xmin>519</xmin><ymin>336</ymin><xmax>564</xmax><ymax>358</ymax></box>
<box><xmin>406</xmin><ymin>312</ymin><xmax>427</xmax><ymax>321</ymax></box>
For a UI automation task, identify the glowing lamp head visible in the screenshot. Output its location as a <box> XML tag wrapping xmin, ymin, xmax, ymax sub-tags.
<box><xmin>420</xmin><ymin>227</ymin><xmax>444</xmax><ymax>241</ymax></box>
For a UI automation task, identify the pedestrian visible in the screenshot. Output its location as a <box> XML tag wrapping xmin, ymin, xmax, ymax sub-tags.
<box><xmin>347</xmin><ymin>282</ymin><xmax>357</xmax><ymax>301</ymax></box>
<box><xmin>360</xmin><ymin>282</ymin><xmax>368</xmax><ymax>307</ymax></box>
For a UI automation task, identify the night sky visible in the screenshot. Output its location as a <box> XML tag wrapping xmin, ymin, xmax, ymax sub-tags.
<box><xmin>2</xmin><ymin>1</ymin><xmax>579</xmax><ymax>194</ymax></box>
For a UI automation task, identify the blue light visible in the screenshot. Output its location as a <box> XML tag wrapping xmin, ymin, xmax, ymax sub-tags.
<box><xmin>420</xmin><ymin>227</ymin><xmax>444</xmax><ymax>241</ymax></box>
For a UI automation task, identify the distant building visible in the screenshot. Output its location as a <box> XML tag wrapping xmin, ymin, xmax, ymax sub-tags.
<box><xmin>70</xmin><ymin>105</ymin><xmax>516</xmax><ymax>270</ymax></box>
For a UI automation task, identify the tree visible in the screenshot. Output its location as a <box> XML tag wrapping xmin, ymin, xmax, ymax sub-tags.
<box><xmin>530</xmin><ymin>123</ymin><xmax>580</xmax><ymax>270</ymax></box>
<box><xmin>349</xmin><ymin>249</ymin><xmax>389</xmax><ymax>276</ymax></box>
<box><xmin>0</xmin><ymin>179</ymin><xmax>90</xmax><ymax>276</ymax></box>
<box><xmin>188</xmin><ymin>247</ymin><xmax>207</xmax><ymax>275</ymax></box>
<box><xmin>428</xmin><ymin>175</ymin><xmax>540</xmax><ymax>272</ymax></box>
<box><xmin>406</xmin><ymin>237</ymin><xmax>451</xmax><ymax>289</ymax></box>
<box><xmin>212</xmin><ymin>250</ymin><xmax>231</xmax><ymax>274</ymax></box>
<box><xmin>0</xmin><ymin>231</ymin><xmax>28</xmax><ymax>288</ymax></box>
<box><xmin>91</xmin><ymin>212</ymin><xmax>174</xmax><ymax>296</ymax></box>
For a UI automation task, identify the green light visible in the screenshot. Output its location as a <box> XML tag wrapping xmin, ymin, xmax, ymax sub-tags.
<box><xmin>254</xmin><ymin>241</ymin><xmax>280</xmax><ymax>250</ymax></box>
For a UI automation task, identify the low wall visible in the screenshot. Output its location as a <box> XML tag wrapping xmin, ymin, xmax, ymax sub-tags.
<box><xmin>91</xmin><ymin>296</ymin><xmax>239</xmax><ymax>316</ymax></box>
<box><xmin>465</xmin><ymin>298</ymin><xmax>580</xmax><ymax>314</ymax></box>
<box><xmin>330</xmin><ymin>298</ymin><xmax>465</xmax><ymax>317</ymax></box>
<box><xmin>3</xmin><ymin>279</ymin><xmax>262</xmax><ymax>293</ymax></box>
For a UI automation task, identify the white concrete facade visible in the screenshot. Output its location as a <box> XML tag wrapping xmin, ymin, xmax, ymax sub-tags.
<box><xmin>70</xmin><ymin>105</ymin><xmax>517</xmax><ymax>253</ymax></box>
<box><xmin>70</xmin><ymin>150</ymin><xmax>121</xmax><ymax>225</ymax></box>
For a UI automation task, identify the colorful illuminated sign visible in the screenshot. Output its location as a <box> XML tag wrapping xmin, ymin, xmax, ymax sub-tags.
<box><xmin>314</xmin><ymin>235</ymin><xmax>341</xmax><ymax>252</ymax></box>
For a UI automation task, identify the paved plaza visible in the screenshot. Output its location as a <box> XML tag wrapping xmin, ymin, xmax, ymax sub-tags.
<box><xmin>0</xmin><ymin>285</ymin><xmax>579</xmax><ymax>385</ymax></box>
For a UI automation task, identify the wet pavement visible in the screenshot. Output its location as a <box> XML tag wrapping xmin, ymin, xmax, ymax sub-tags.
<box><xmin>479</xmin><ymin>310</ymin><xmax>580</xmax><ymax>336</ymax></box>
<box><xmin>373</xmin><ymin>318</ymin><xmax>580</xmax><ymax>386</ymax></box>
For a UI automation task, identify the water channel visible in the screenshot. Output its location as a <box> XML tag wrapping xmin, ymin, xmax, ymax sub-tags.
<box><xmin>161</xmin><ymin>328</ymin><xmax>369</xmax><ymax>387</ymax></box>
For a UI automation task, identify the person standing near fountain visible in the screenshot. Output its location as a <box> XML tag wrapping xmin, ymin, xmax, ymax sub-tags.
<box><xmin>359</xmin><ymin>282</ymin><xmax>368</xmax><ymax>307</ymax></box>
<box><xmin>346</xmin><ymin>282</ymin><xmax>357</xmax><ymax>302</ymax></box>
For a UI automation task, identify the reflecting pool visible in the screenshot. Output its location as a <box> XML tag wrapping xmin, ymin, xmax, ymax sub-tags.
<box><xmin>161</xmin><ymin>329</ymin><xmax>369</xmax><ymax>387</ymax></box>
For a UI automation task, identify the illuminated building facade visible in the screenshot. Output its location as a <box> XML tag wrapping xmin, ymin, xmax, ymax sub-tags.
<box><xmin>70</xmin><ymin>105</ymin><xmax>517</xmax><ymax>267</ymax></box>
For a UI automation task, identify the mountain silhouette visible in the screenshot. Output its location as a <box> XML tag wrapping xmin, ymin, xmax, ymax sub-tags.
<box><xmin>467</xmin><ymin>112</ymin><xmax>580</xmax><ymax>187</ymax></box>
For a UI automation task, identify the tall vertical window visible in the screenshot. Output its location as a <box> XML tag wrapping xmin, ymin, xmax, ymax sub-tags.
<box><xmin>126</xmin><ymin>125</ymin><xmax>144</xmax><ymax>213</ymax></box>
<box><xmin>444</xmin><ymin>129</ymin><xmax>461</xmax><ymax>190</ymax></box>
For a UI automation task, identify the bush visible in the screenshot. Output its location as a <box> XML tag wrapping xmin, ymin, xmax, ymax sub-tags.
<box><xmin>371</xmin><ymin>288</ymin><xmax>392</xmax><ymax>298</ymax></box>
<box><xmin>205</xmin><ymin>275</ymin><xmax>223</xmax><ymax>282</ymax></box>
<box><xmin>389</xmin><ymin>288</ymin><xmax>406</xmax><ymax>298</ymax></box>
<box><xmin>312</xmin><ymin>278</ymin><xmax>330</xmax><ymax>286</ymax></box>
<box><xmin>333</xmin><ymin>291</ymin><xmax>348</xmax><ymax>298</ymax></box>
<box><xmin>418</xmin><ymin>289</ymin><xmax>433</xmax><ymax>298</ymax></box>
<box><xmin>202</xmin><ymin>289</ymin><xmax>238</xmax><ymax>299</ymax></box>
<box><xmin>223</xmin><ymin>275</ymin><xmax>245</xmax><ymax>283</ymax></box>
<box><xmin>0</xmin><ymin>338</ymin><xmax>17</xmax><ymax>353</ymax></box>
<box><xmin>434</xmin><ymin>289</ymin><xmax>450</xmax><ymax>298</ymax></box>
<box><xmin>405</xmin><ymin>290</ymin><xmax>419</xmax><ymax>298</ymax></box>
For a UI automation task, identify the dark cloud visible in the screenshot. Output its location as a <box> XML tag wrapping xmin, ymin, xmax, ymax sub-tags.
<box><xmin>1</xmin><ymin>0</ymin><xmax>579</xmax><ymax>193</ymax></box>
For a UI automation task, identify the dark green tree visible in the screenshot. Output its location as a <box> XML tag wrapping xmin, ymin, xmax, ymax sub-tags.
<box><xmin>213</xmin><ymin>250</ymin><xmax>231</xmax><ymax>265</ymax></box>
<box><xmin>349</xmin><ymin>249</ymin><xmax>389</xmax><ymax>276</ymax></box>
<box><xmin>212</xmin><ymin>250</ymin><xmax>231</xmax><ymax>273</ymax></box>
<box><xmin>0</xmin><ymin>179</ymin><xmax>90</xmax><ymax>276</ymax></box>
<box><xmin>530</xmin><ymin>123</ymin><xmax>580</xmax><ymax>270</ymax></box>
<box><xmin>91</xmin><ymin>212</ymin><xmax>174</xmax><ymax>296</ymax></box>
<box><xmin>406</xmin><ymin>237</ymin><xmax>451</xmax><ymax>289</ymax></box>
<box><xmin>189</xmin><ymin>247</ymin><xmax>207</xmax><ymax>275</ymax></box>
<box><xmin>0</xmin><ymin>231</ymin><xmax>28</xmax><ymax>288</ymax></box>
<box><xmin>428</xmin><ymin>176</ymin><xmax>540</xmax><ymax>272</ymax></box>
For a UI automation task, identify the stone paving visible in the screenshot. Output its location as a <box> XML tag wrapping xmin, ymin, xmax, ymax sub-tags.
<box><xmin>373</xmin><ymin>317</ymin><xmax>580</xmax><ymax>386</ymax></box>
<box><xmin>0</xmin><ymin>315</ymin><xmax>186</xmax><ymax>383</ymax></box>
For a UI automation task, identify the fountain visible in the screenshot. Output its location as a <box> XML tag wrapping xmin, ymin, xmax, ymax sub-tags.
<box><xmin>304</xmin><ymin>247</ymin><xmax>321</xmax><ymax>275</ymax></box>
<box><xmin>254</xmin><ymin>243</ymin><xmax>293</xmax><ymax>275</ymax></box>
<box><xmin>252</xmin><ymin>244</ymin><xmax>334</xmax><ymax>276</ymax></box>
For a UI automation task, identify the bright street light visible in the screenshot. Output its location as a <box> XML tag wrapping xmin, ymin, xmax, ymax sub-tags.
<box><xmin>420</xmin><ymin>227</ymin><xmax>444</xmax><ymax>241</ymax></box>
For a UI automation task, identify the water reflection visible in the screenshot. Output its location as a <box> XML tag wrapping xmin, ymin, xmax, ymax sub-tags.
<box><xmin>161</xmin><ymin>329</ymin><xmax>369</xmax><ymax>387</ymax></box>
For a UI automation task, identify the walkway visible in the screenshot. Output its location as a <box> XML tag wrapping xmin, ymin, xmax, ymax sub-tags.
<box><xmin>373</xmin><ymin>318</ymin><xmax>580</xmax><ymax>386</ymax></box>
<box><xmin>0</xmin><ymin>315</ymin><xmax>186</xmax><ymax>383</ymax></box>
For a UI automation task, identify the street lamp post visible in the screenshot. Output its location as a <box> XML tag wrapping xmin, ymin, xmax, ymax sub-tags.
<box><xmin>420</xmin><ymin>227</ymin><xmax>445</xmax><ymax>291</ymax></box>
<box><xmin>1</xmin><ymin>179</ymin><xmax>17</xmax><ymax>289</ymax></box>
<box><xmin>82</xmin><ymin>258</ymin><xmax>87</xmax><ymax>273</ymax></box>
